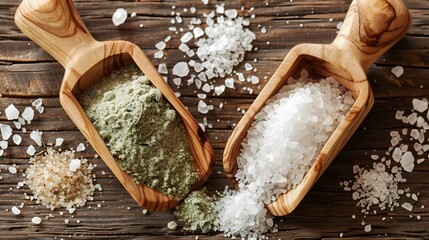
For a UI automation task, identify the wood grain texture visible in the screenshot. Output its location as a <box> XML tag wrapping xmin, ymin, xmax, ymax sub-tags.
<box><xmin>1</xmin><ymin>0</ymin><xmax>429</xmax><ymax>239</ymax></box>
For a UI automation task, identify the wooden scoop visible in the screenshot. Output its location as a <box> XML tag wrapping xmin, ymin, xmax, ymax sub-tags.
<box><xmin>15</xmin><ymin>0</ymin><xmax>215</xmax><ymax>211</ymax></box>
<box><xmin>223</xmin><ymin>0</ymin><xmax>411</xmax><ymax>216</ymax></box>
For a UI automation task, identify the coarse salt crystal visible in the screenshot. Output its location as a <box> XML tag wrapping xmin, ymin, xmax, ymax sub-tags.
<box><xmin>173</xmin><ymin>78</ymin><xmax>182</xmax><ymax>86</ymax></box>
<box><xmin>0</xmin><ymin>124</ymin><xmax>13</xmax><ymax>140</ymax></box>
<box><xmin>202</xmin><ymin>83</ymin><xmax>211</xmax><ymax>93</ymax></box>
<box><xmin>179</xmin><ymin>43</ymin><xmax>191</xmax><ymax>52</ymax></box>
<box><xmin>0</xmin><ymin>140</ymin><xmax>8</xmax><ymax>149</ymax></box>
<box><xmin>412</xmin><ymin>98</ymin><xmax>428</xmax><ymax>113</ymax></box>
<box><xmin>193</xmin><ymin>27</ymin><xmax>205</xmax><ymax>39</ymax></box>
<box><xmin>391</xmin><ymin>66</ymin><xmax>404</xmax><ymax>78</ymax></box>
<box><xmin>155</xmin><ymin>41</ymin><xmax>167</xmax><ymax>51</ymax></box>
<box><xmin>31</xmin><ymin>216</ymin><xmax>42</xmax><ymax>224</ymax></box>
<box><xmin>27</xmin><ymin>145</ymin><xmax>36</xmax><ymax>156</ymax></box>
<box><xmin>154</xmin><ymin>51</ymin><xmax>164</xmax><ymax>59</ymax></box>
<box><xmin>12</xmin><ymin>134</ymin><xmax>21</xmax><ymax>145</ymax></box>
<box><xmin>172</xmin><ymin>62</ymin><xmax>190</xmax><ymax>77</ymax></box>
<box><xmin>32</xmin><ymin>98</ymin><xmax>42</xmax><ymax>107</ymax></box>
<box><xmin>225</xmin><ymin>9</ymin><xmax>238</xmax><ymax>19</ymax></box>
<box><xmin>8</xmin><ymin>166</ymin><xmax>17</xmax><ymax>174</ymax></box>
<box><xmin>167</xmin><ymin>221</ymin><xmax>178</xmax><ymax>230</ymax></box>
<box><xmin>11</xmin><ymin>206</ymin><xmax>21</xmax><ymax>215</ymax></box>
<box><xmin>180</xmin><ymin>32</ymin><xmax>194</xmax><ymax>43</ymax></box>
<box><xmin>214</xmin><ymin>85</ymin><xmax>226</xmax><ymax>96</ymax></box>
<box><xmin>69</xmin><ymin>159</ymin><xmax>81</xmax><ymax>172</ymax></box>
<box><xmin>364</xmin><ymin>224</ymin><xmax>371</xmax><ymax>232</ymax></box>
<box><xmin>5</xmin><ymin>104</ymin><xmax>19</xmax><ymax>120</ymax></box>
<box><xmin>158</xmin><ymin>63</ymin><xmax>168</xmax><ymax>75</ymax></box>
<box><xmin>402</xmin><ymin>202</ymin><xmax>413</xmax><ymax>211</ymax></box>
<box><xmin>55</xmin><ymin>138</ymin><xmax>64</xmax><ymax>147</ymax></box>
<box><xmin>400</xmin><ymin>151</ymin><xmax>415</xmax><ymax>172</ymax></box>
<box><xmin>245</xmin><ymin>63</ymin><xmax>253</xmax><ymax>71</ymax></box>
<box><xmin>225</xmin><ymin>78</ymin><xmax>235</xmax><ymax>89</ymax></box>
<box><xmin>35</xmin><ymin>105</ymin><xmax>44</xmax><ymax>113</ymax></box>
<box><xmin>21</xmin><ymin>107</ymin><xmax>34</xmax><ymax>124</ymax></box>
<box><xmin>30</xmin><ymin>130</ymin><xmax>43</xmax><ymax>146</ymax></box>
<box><xmin>202</xmin><ymin>0</ymin><xmax>209</xmax><ymax>5</ymax></box>
<box><xmin>112</xmin><ymin>8</ymin><xmax>128</xmax><ymax>26</ymax></box>
<box><xmin>76</xmin><ymin>143</ymin><xmax>85</xmax><ymax>152</ymax></box>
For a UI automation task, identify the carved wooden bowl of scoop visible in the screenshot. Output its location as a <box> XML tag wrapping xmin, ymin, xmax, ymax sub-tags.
<box><xmin>224</xmin><ymin>0</ymin><xmax>411</xmax><ymax>216</ymax></box>
<box><xmin>15</xmin><ymin>0</ymin><xmax>215</xmax><ymax>211</ymax></box>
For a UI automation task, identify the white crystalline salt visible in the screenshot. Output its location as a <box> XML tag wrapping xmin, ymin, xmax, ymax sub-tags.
<box><xmin>76</xmin><ymin>143</ymin><xmax>85</xmax><ymax>152</ymax></box>
<box><xmin>250</xmin><ymin>75</ymin><xmax>259</xmax><ymax>84</ymax></box>
<box><xmin>197</xmin><ymin>72</ymin><xmax>207</xmax><ymax>82</ymax></box>
<box><xmin>21</xmin><ymin>107</ymin><xmax>34</xmax><ymax>124</ymax></box>
<box><xmin>173</xmin><ymin>78</ymin><xmax>182</xmax><ymax>86</ymax></box>
<box><xmin>402</xmin><ymin>202</ymin><xmax>413</xmax><ymax>211</ymax></box>
<box><xmin>216</xmin><ymin>4</ymin><xmax>225</xmax><ymax>14</ymax></box>
<box><xmin>32</xmin><ymin>98</ymin><xmax>43</xmax><ymax>107</ymax></box>
<box><xmin>0</xmin><ymin>124</ymin><xmax>13</xmax><ymax>140</ymax></box>
<box><xmin>30</xmin><ymin>130</ymin><xmax>43</xmax><ymax>146</ymax></box>
<box><xmin>336</xmin><ymin>21</ymin><xmax>343</xmax><ymax>30</ymax></box>
<box><xmin>69</xmin><ymin>159</ymin><xmax>81</xmax><ymax>172</ymax></box>
<box><xmin>225</xmin><ymin>78</ymin><xmax>235</xmax><ymax>89</ymax></box>
<box><xmin>202</xmin><ymin>0</ymin><xmax>209</xmax><ymax>5</ymax></box>
<box><xmin>13</xmin><ymin>121</ymin><xmax>21</xmax><ymax>130</ymax></box>
<box><xmin>11</xmin><ymin>206</ymin><xmax>21</xmax><ymax>215</ymax></box>
<box><xmin>180</xmin><ymin>32</ymin><xmax>194</xmax><ymax>43</ymax></box>
<box><xmin>18</xmin><ymin>118</ymin><xmax>25</xmax><ymax>125</ymax></box>
<box><xmin>400</xmin><ymin>151</ymin><xmax>414</xmax><ymax>172</ymax></box>
<box><xmin>12</xmin><ymin>134</ymin><xmax>21</xmax><ymax>145</ymax></box>
<box><xmin>364</xmin><ymin>224</ymin><xmax>372</xmax><ymax>232</ymax></box>
<box><xmin>158</xmin><ymin>63</ymin><xmax>168</xmax><ymax>75</ymax></box>
<box><xmin>261</xmin><ymin>26</ymin><xmax>267</xmax><ymax>33</ymax></box>
<box><xmin>8</xmin><ymin>166</ymin><xmax>17</xmax><ymax>174</ymax></box>
<box><xmin>130</xmin><ymin>12</ymin><xmax>137</xmax><ymax>18</ymax></box>
<box><xmin>154</xmin><ymin>51</ymin><xmax>164</xmax><ymax>59</ymax></box>
<box><xmin>155</xmin><ymin>41</ymin><xmax>166</xmax><ymax>51</ymax></box>
<box><xmin>245</xmin><ymin>63</ymin><xmax>253</xmax><ymax>71</ymax></box>
<box><xmin>179</xmin><ymin>43</ymin><xmax>191</xmax><ymax>52</ymax></box>
<box><xmin>35</xmin><ymin>105</ymin><xmax>44</xmax><ymax>113</ymax></box>
<box><xmin>202</xmin><ymin>83</ymin><xmax>211</xmax><ymax>93</ymax></box>
<box><xmin>112</xmin><ymin>8</ymin><xmax>128</xmax><ymax>26</ymax></box>
<box><xmin>27</xmin><ymin>145</ymin><xmax>36</xmax><ymax>156</ymax></box>
<box><xmin>410</xmin><ymin>129</ymin><xmax>420</xmax><ymax>139</ymax></box>
<box><xmin>193</xmin><ymin>27</ymin><xmax>204</xmax><ymax>39</ymax></box>
<box><xmin>0</xmin><ymin>140</ymin><xmax>8</xmax><ymax>149</ymax></box>
<box><xmin>55</xmin><ymin>138</ymin><xmax>64</xmax><ymax>147</ymax></box>
<box><xmin>167</xmin><ymin>221</ymin><xmax>178</xmax><ymax>230</ymax></box>
<box><xmin>215</xmin><ymin>73</ymin><xmax>354</xmax><ymax>239</ymax></box>
<box><xmin>392</xmin><ymin>147</ymin><xmax>402</xmax><ymax>162</ymax></box>
<box><xmin>225</xmin><ymin>9</ymin><xmax>238</xmax><ymax>19</ymax></box>
<box><xmin>391</xmin><ymin>66</ymin><xmax>404</xmax><ymax>78</ymax></box>
<box><xmin>197</xmin><ymin>100</ymin><xmax>212</xmax><ymax>114</ymax></box>
<box><xmin>5</xmin><ymin>104</ymin><xmax>19</xmax><ymax>120</ymax></box>
<box><xmin>214</xmin><ymin>85</ymin><xmax>226</xmax><ymax>96</ymax></box>
<box><xmin>31</xmin><ymin>216</ymin><xmax>42</xmax><ymax>225</ymax></box>
<box><xmin>172</xmin><ymin>62</ymin><xmax>190</xmax><ymax>77</ymax></box>
<box><xmin>190</xmin><ymin>7</ymin><xmax>196</xmax><ymax>13</ymax></box>
<box><xmin>412</xmin><ymin>98</ymin><xmax>428</xmax><ymax>113</ymax></box>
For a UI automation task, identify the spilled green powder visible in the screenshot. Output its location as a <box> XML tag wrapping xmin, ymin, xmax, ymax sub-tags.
<box><xmin>78</xmin><ymin>65</ymin><xmax>198</xmax><ymax>200</ymax></box>
<box><xmin>174</xmin><ymin>189</ymin><xmax>217</xmax><ymax>233</ymax></box>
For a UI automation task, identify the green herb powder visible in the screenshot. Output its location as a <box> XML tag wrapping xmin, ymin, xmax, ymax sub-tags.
<box><xmin>78</xmin><ymin>65</ymin><xmax>198</xmax><ymax>200</ymax></box>
<box><xmin>174</xmin><ymin>189</ymin><xmax>217</xmax><ymax>233</ymax></box>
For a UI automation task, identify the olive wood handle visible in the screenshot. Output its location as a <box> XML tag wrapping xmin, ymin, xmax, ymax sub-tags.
<box><xmin>332</xmin><ymin>0</ymin><xmax>411</xmax><ymax>71</ymax></box>
<box><xmin>15</xmin><ymin>0</ymin><xmax>97</xmax><ymax>69</ymax></box>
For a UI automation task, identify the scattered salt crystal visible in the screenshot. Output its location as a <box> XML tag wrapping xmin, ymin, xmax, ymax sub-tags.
<box><xmin>400</xmin><ymin>151</ymin><xmax>414</xmax><ymax>172</ymax></box>
<box><xmin>154</xmin><ymin>51</ymin><xmax>164</xmax><ymax>59</ymax></box>
<box><xmin>173</xmin><ymin>78</ymin><xmax>182</xmax><ymax>86</ymax></box>
<box><xmin>412</xmin><ymin>99</ymin><xmax>428</xmax><ymax>113</ymax></box>
<box><xmin>13</xmin><ymin>121</ymin><xmax>21</xmax><ymax>130</ymax></box>
<box><xmin>5</xmin><ymin>104</ymin><xmax>19</xmax><ymax>120</ymax></box>
<box><xmin>336</xmin><ymin>21</ymin><xmax>343</xmax><ymax>30</ymax></box>
<box><xmin>417</xmin><ymin>158</ymin><xmax>425</xmax><ymax>164</ymax></box>
<box><xmin>412</xmin><ymin>193</ymin><xmax>418</xmax><ymax>201</ymax></box>
<box><xmin>32</xmin><ymin>98</ymin><xmax>43</xmax><ymax>107</ymax></box>
<box><xmin>193</xmin><ymin>27</ymin><xmax>204</xmax><ymax>39</ymax></box>
<box><xmin>112</xmin><ymin>8</ymin><xmax>128</xmax><ymax>26</ymax></box>
<box><xmin>27</xmin><ymin>145</ymin><xmax>36</xmax><ymax>156</ymax></box>
<box><xmin>31</xmin><ymin>216</ymin><xmax>42</xmax><ymax>225</ymax></box>
<box><xmin>214</xmin><ymin>85</ymin><xmax>226</xmax><ymax>96</ymax></box>
<box><xmin>364</xmin><ymin>224</ymin><xmax>371</xmax><ymax>232</ymax></box>
<box><xmin>172</xmin><ymin>62</ymin><xmax>190</xmax><ymax>77</ymax></box>
<box><xmin>225</xmin><ymin>9</ymin><xmax>238</xmax><ymax>19</ymax></box>
<box><xmin>225</xmin><ymin>78</ymin><xmax>235</xmax><ymax>89</ymax></box>
<box><xmin>12</xmin><ymin>134</ymin><xmax>21</xmax><ymax>145</ymax></box>
<box><xmin>250</xmin><ymin>75</ymin><xmax>259</xmax><ymax>84</ymax></box>
<box><xmin>245</xmin><ymin>63</ymin><xmax>253</xmax><ymax>71</ymax></box>
<box><xmin>69</xmin><ymin>159</ymin><xmax>81</xmax><ymax>172</ymax></box>
<box><xmin>130</xmin><ymin>12</ymin><xmax>137</xmax><ymax>17</ymax></box>
<box><xmin>76</xmin><ymin>143</ymin><xmax>85</xmax><ymax>152</ymax></box>
<box><xmin>180</xmin><ymin>32</ymin><xmax>194</xmax><ymax>43</ymax></box>
<box><xmin>35</xmin><ymin>105</ymin><xmax>44</xmax><ymax>113</ymax></box>
<box><xmin>11</xmin><ymin>206</ymin><xmax>21</xmax><ymax>215</ymax></box>
<box><xmin>190</xmin><ymin>7</ymin><xmax>196</xmax><ymax>13</ymax></box>
<box><xmin>402</xmin><ymin>202</ymin><xmax>413</xmax><ymax>211</ymax></box>
<box><xmin>21</xmin><ymin>107</ymin><xmax>34</xmax><ymax>124</ymax></box>
<box><xmin>410</xmin><ymin>129</ymin><xmax>420</xmax><ymax>139</ymax></box>
<box><xmin>391</xmin><ymin>66</ymin><xmax>404</xmax><ymax>78</ymax></box>
<box><xmin>202</xmin><ymin>83</ymin><xmax>211</xmax><ymax>93</ymax></box>
<box><xmin>8</xmin><ymin>166</ymin><xmax>17</xmax><ymax>174</ymax></box>
<box><xmin>261</xmin><ymin>26</ymin><xmax>267</xmax><ymax>33</ymax></box>
<box><xmin>197</xmin><ymin>100</ymin><xmax>211</xmax><ymax>114</ymax></box>
<box><xmin>179</xmin><ymin>43</ymin><xmax>191</xmax><ymax>52</ymax></box>
<box><xmin>0</xmin><ymin>124</ymin><xmax>13</xmax><ymax>140</ymax></box>
<box><xmin>0</xmin><ymin>140</ymin><xmax>8</xmax><ymax>149</ymax></box>
<box><xmin>201</xmin><ymin>0</ymin><xmax>209</xmax><ymax>5</ymax></box>
<box><xmin>158</xmin><ymin>63</ymin><xmax>168</xmax><ymax>75</ymax></box>
<box><xmin>55</xmin><ymin>138</ymin><xmax>64</xmax><ymax>147</ymax></box>
<box><xmin>155</xmin><ymin>41</ymin><xmax>166</xmax><ymax>51</ymax></box>
<box><xmin>167</xmin><ymin>221</ymin><xmax>178</xmax><ymax>230</ymax></box>
<box><xmin>197</xmin><ymin>94</ymin><xmax>206</xmax><ymax>99</ymax></box>
<box><xmin>30</xmin><ymin>130</ymin><xmax>43</xmax><ymax>146</ymax></box>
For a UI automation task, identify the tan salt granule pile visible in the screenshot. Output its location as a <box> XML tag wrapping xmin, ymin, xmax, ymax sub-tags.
<box><xmin>25</xmin><ymin>148</ymin><xmax>97</xmax><ymax>211</ymax></box>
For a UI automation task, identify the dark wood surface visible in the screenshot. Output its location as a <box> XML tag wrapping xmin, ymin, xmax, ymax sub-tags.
<box><xmin>1</xmin><ymin>0</ymin><xmax>428</xmax><ymax>239</ymax></box>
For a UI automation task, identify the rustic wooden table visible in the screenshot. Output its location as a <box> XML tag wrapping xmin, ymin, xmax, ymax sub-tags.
<box><xmin>1</xmin><ymin>0</ymin><xmax>428</xmax><ymax>239</ymax></box>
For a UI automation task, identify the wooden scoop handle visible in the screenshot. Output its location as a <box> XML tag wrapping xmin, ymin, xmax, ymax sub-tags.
<box><xmin>332</xmin><ymin>0</ymin><xmax>411</xmax><ymax>71</ymax></box>
<box><xmin>15</xmin><ymin>0</ymin><xmax>97</xmax><ymax>69</ymax></box>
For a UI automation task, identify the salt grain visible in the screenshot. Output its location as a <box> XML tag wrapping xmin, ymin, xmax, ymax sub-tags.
<box><xmin>391</xmin><ymin>66</ymin><xmax>404</xmax><ymax>78</ymax></box>
<box><xmin>26</xmin><ymin>145</ymin><xmax>36</xmax><ymax>156</ymax></box>
<box><xmin>70</xmin><ymin>159</ymin><xmax>81</xmax><ymax>172</ymax></box>
<box><xmin>402</xmin><ymin>202</ymin><xmax>413</xmax><ymax>211</ymax></box>
<box><xmin>76</xmin><ymin>143</ymin><xmax>85</xmax><ymax>152</ymax></box>
<box><xmin>55</xmin><ymin>138</ymin><xmax>64</xmax><ymax>147</ymax></box>
<box><xmin>0</xmin><ymin>124</ymin><xmax>13</xmax><ymax>140</ymax></box>
<box><xmin>12</xmin><ymin>134</ymin><xmax>21</xmax><ymax>145</ymax></box>
<box><xmin>155</xmin><ymin>41</ymin><xmax>166</xmax><ymax>51</ymax></box>
<box><xmin>400</xmin><ymin>151</ymin><xmax>414</xmax><ymax>172</ymax></box>
<box><xmin>412</xmin><ymin>99</ymin><xmax>428</xmax><ymax>113</ymax></box>
<box><xmin>167</xmin><ymin>221</ymin><xmax>178</xmax><ymax>230</ymax></box>
<box><xmin>5</xmin><ymin>104</ymin><xmax>19</xmax><ymax>120</ymax></box>
<box><xmin>112</xmin><ymin>8</ymin><xmax>127</xmax><ymax>26</ymax></box>
<box><xmin>158</xmin><ymin>63</ymin><xmax>168</xmax><ymax>75</ymax></box>
<box><xmin>180</xmin><ymin>32</ymin><xmax>194</xmax><ymax>43</ymax></box>
<box><xmin>30</xmin><ymin>130</ymin><xmax>43</xmax><ymax>146</ymax></box>
<box><xmin>21</xmin><ymin>107</ymin><xmax>34</xmax><ymax>124</ymax></box>
<box><xmin>364</xmin><ymin>224</ymin><xmax>371</xmax><ymax>232</ymax></box>
<box><xmin>8</xmin><ymin>166</ymin><xmax>17</xmax><ymax>174</ymax></box>
<box><xmin>225</xmin><ymin>78</ymin><xmax>235</xmax><ymax>89</ymax></box>
<box><xmin>172</xmin><ymin>62</ymin><xmax>190</xmax><ymax>77</ymax></box>
<box><xmin>11</xmin><ymin>206</ymin><xmax>21</xmax><ymax>215</ymax></box>
<box><xmin>31</xmin><ymin>216</ymin><xmax>42</xmax><ymax>225</ymax></box>
<box><xmin>193</xmin><ymin>27</ymin><xmax>204</xmax><ymax>39</ymax></box>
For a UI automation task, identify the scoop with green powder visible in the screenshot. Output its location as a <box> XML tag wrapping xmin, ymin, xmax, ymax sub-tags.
<box><xmin>78</xmin><ymin>65</ymin><xmax>198</xmax><ymax>200</ymax></box>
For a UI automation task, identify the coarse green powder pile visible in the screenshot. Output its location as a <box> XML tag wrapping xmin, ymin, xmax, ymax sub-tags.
<box><xmin>78</xmin><ymin>65</ymin><xmax>198</xmax><ymax>200</ymax></box>
<box><xmin>174</xmin><ymin>189</ymin><xmax>217</xmax><ymax>233</ymax></box>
